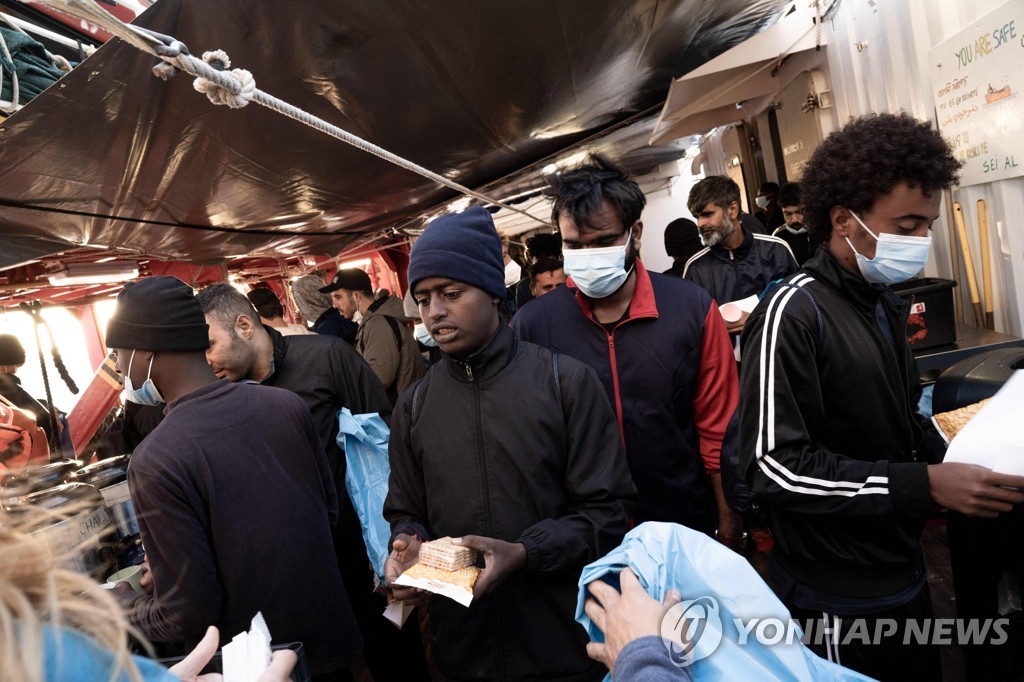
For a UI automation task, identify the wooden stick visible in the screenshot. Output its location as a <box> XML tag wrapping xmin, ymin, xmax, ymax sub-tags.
<box><xmin>977</xmin><ymin>199</ymin><xmax>994</xmax><ymax>330</ymax></box>
<box><xmin>943</xmin><ymin>189</ymin><xmax>964</xmax><ymax>324</ymax></box>
<box><xmin>952</xmin><ymin>202</ymin><xmax>983</xmax><ymax>326</ymax></box>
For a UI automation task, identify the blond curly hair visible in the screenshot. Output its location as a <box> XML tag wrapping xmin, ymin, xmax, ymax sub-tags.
<box><xmin>0</xmin><ymin>513</ymin><xmax>148</xmax><ymax>682</ymax></box>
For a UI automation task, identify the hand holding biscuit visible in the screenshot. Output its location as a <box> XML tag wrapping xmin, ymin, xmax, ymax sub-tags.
<box><xmin>386</xmin><ymin>533</ymin><xmax>430</xmax><ymax>606</ymax></box>
<box><xmin>453</xmin><ymin>535</ymin><xmax>526</xmax><ymax>597</ymax></box>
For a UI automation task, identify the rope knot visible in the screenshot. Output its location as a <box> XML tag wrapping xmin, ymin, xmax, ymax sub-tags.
<box><xmin>190</xmin><ymin>50</ymin><xmax>255</xmax><ymax>108</ymax></box>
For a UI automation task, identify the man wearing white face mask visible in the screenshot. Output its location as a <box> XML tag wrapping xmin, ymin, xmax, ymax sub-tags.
<box><xmin>753</xmin><ymin>181</ymin><xmax>785</xmax><ymax>231</ymax></box>
<box><xmin>512</xmin><ymin>155</ymin><xmax>744</xmax><ymax>550</ymax></box>
<box><xmin>403</xmin><ymin>288</ymin><xmax>443</xmax><ymax>366</ymax></box>
<box><xmin>738</xmin><ymin>113</ymin><xmax>1024</xmax><ymax>679</ymax></box>
<box><xmin>772</xmin><ymin>182</ymin><xmax>816</xmax><ymax>266</ymax></box>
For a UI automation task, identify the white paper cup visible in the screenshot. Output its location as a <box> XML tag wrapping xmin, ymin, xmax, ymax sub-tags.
<box><xmin>720</xmin><ymin>303</ymin><xmax>743</xmax><ymax>323</ymax></box>
<box><xmin>106</xmin><ymin>565</ymin><xmax>144</xmax><ymax>594</ymax></box>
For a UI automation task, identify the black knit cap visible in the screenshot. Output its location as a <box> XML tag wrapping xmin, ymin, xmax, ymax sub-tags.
<box><xmin>0</xmin><ymin>334</ymin><xmax>25</xmax><ymax>365</ymax></box>
<box><xmin>408</xmin><ymin>206</ymin><xmax>505</xmax><ymax>298</ymax></box>
<box><xmin>105</xmin><ymin>276</ymin><xmax>210</xmax><ymax>351</ymax></box>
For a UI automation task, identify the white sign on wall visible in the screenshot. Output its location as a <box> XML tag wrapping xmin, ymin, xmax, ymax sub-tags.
<box><xmin>930</xmin><ymin>0</ymin><xmax>1024</xmax><ymax>187</ymax></box>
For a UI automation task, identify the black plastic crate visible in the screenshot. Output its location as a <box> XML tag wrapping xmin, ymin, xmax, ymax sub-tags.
<box><xmin>157</xmin><ymin>641</ymin><xmax>311</xmax><ymax>682</ymax></box>
<box><xmin>890</xmin><ymin>277</ymin><xmax>957</xmax><ymax>350</ymax></box>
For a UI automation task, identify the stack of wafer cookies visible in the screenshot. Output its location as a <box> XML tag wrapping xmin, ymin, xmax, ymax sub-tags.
<box><xmin>400</xmin><ymin>537</ymin><xmax>481</xmax><ymax>595</ymax></box>
<box><xmin>419</xmin><ymin>537</ymin><xmax>475</xmax><ymax>571</ymax></box>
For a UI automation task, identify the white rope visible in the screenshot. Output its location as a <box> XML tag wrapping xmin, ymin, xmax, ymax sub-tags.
<box><xmin>0</xmin><ymin>12</ymin><xmax>96</xmax><ymax>57</ymax></box>
<box><xmin>0</xmin><ymin>14</ymin><xmax>75</xmax><ymax>72</ymax></box>
<box><xmin>31</xmin><ymin>0</ymin><xmax>554</xmax><ymax>227</ymax></box>
<box><xmin>814</xmin><ymin>0</ymin><xmax>822</xmax><ymax>50</ymax></box>
<box><xmin>191</xmin><ymin>50</ymin><xmax>254</xmax><ymax>108</ymax></box>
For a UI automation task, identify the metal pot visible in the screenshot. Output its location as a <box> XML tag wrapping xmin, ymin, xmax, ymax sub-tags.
<box><xmin>68</xmin><ymin>454</ymin><xmax>139</xmax><ymax>547</ymax></box>
<box><xmin>1</xmin><ymin>459</ymin><xmax>84</xmax><ymax>510</ymax></box>
<box><xmin>68</xmin><ymin>455</ymin><xmax>130</xmax><ymax>490</ymax></box>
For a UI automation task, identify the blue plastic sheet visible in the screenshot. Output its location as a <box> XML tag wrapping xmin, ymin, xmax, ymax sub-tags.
<box><xmin>576</xmin><ymin>522</ymin><xmax>875</xmax><ymax>681</ymax></box>
<box><xmin>336</xmin><ymin>408</ymin><xmax>391</xmax><ymax>583</ymax></box>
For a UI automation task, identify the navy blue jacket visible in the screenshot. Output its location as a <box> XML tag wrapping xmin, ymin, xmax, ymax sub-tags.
<box><xmin>512</xmin><ymin>261</ymin><xmax>738</xmax><ymax>529</ymax></box>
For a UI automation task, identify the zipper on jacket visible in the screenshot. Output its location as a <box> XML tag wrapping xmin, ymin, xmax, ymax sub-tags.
<box><xmin>468</xmin><ymin>367</ymin><xmax>493</xmax><ymax>535</ymax></box>
<box><xmin>875</xmin><ymin>298</ymin><xmax>923</xmax><ymax>462</ymax></box>
<box><xmin>467</xmin><ymin>365</ymin><xmax>505</xmax><ymax>678</ymax></box>
<box><xmin>606</xmin><ymin>335</ymin><xmax>626</xmax><ymax>442</ymax></box>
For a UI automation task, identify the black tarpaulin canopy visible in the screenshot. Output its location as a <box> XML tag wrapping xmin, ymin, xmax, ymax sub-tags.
<box><xmin>0</xmin><ymin>0</ymin><xmax>785</xmax><ymax>270</ymax></box>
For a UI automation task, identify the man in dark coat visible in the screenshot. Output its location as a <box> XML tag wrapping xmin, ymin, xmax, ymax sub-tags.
<box><xmin>106</xmin><ymin>276</ymin><xmax>361</xmax><ymax>680</ymax></box>
<box><xmin>512</xmin><ymin>156</ymin><xmax>742</xmax><ymax>548</ymax></box>
<box><xmin>384</xmin><ymin>206</ymin><xmax>636</xmax><ymax>681</ymax></box>
<box><xmin>195</xmin><ymin>282</ymin><xmax>430</xmax><ymax>681</ymax></box>
<box><xmin>684</xmin><ymin>175</ymin><xmax>799</xmax><ymax>335</ymax></box>
<box><xmin>771</xmin><ymin>181</ymin><xmax>816</xmax><ymax>265</ymax></box>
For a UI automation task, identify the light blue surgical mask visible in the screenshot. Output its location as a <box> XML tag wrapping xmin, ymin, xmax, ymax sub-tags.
<box><xmin>124</xmin><ymin>350</ymin><xmax>165</xmax><ymax>406</ymax></box>
<box><xmin>845</xmin><ymin>211</ymin><xmax>931</xmax><ymax>285</ymax></box>
<box><xmin>562</xmin><ymin>228</ymin><xmax>634</xmax><ymax>299</ymax></box>
<box><xmin>413</xmin><ymin>322</ymin><xmax>437</xmax><ymax>348</ymax></box>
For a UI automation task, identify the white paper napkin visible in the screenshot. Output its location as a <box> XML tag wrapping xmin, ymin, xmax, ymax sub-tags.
<box><xmin>222</xmin><ymin>612</ymin><xmax>273</xmax><ymax>682</ymax></box>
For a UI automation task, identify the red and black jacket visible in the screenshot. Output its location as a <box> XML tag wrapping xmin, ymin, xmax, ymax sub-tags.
<box><xmin>513</xmin><ymin>260</ymin><xmax>738</xmax><ymax>530</ymax></box>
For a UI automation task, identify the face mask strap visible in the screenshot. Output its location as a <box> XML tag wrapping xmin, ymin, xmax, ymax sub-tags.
<box><xmin>848</xmin><ymin>210</ymin><xmax>879</xmax><ymax>241</ymax></box>
<box><xmin>623</xmin><ymin>226</ymin><xmax>638</xmax><ymax>274</ymax></box>
<box><xmin>145</xmin><ymin>352</ymin><xmax>156</xmax><ymax>382</ymax></box>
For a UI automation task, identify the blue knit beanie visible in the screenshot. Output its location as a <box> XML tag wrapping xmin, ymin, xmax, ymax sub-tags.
<box><xmin>408</xmin><ymin>206</ymin><xmax>506</xmax><ymax>298</ymax></box>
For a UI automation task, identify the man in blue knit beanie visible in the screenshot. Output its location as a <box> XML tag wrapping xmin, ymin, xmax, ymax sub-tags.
<box><xmin>384</xmin><ymin>205</ymin><xmax>636</xmax><ymax>680</ymax></box>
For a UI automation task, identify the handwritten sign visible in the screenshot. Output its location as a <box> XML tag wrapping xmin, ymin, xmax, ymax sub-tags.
<box><xmin>930</xmin><ymin>1</ymin><xmax>1024</xmax><ymax>186</ymax></box>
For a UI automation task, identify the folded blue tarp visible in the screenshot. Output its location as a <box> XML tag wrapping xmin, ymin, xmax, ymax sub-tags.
<box><xmin>576</xmin><ymin>522</ymin><xmax>875</xmax><ymax>681</ymax></box>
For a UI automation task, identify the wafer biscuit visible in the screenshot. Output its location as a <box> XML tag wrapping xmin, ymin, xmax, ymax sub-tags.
<box><xmin>419</xmin><ymin>536</ymin><xmax>476</xmax><ymax>571</ymax></box>
<box><xmin>934</xmin><ymin>399</ymin><xmax>991</xmax><ymax>441</ymax></box>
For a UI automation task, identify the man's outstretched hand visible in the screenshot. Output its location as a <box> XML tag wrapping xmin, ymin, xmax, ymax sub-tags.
<box><xmin>929</xmin><ymin>462</ymin><xmax>1024</xmax><ymax>518</ymax></box>
<box><xmin>584</xmin><ymin>567</ymin><xmax>683</xmax><ymax>674</ymax></box>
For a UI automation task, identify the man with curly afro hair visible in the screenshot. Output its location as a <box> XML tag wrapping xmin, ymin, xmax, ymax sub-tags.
<box><xmin>738</xmin><ymin>113</ymin><xmax>1024</xmax><ymax>680</ymax></box>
